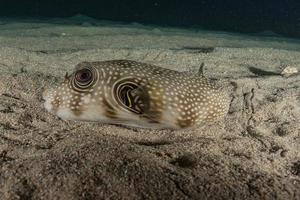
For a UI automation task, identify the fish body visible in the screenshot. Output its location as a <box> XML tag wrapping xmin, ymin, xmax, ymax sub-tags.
<box><xmin>43</xmin><ymin>60</ymin><xmax>229</xmax><ymax>129</ymax></box>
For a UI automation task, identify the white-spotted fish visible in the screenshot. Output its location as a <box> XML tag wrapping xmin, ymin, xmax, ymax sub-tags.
<box><xmin>43</xmin><ymin>60</ymin><xmax>229</xmax><ymax>129</ymax></box>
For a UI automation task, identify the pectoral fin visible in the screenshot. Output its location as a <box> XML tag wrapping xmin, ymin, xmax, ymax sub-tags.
<box><xmin>116</xmin><ymin>81</ymin><xmax>150</xmax><ymax>114</ymax></box>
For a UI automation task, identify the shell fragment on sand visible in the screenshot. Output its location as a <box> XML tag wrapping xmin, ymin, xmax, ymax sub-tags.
<box><xmin>281</xmin><ymin>66</ymin><xmax>299</xmax><ymax>77</ymax></box>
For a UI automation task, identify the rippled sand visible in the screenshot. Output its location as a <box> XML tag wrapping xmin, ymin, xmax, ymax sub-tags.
<box><xmin>0</xmin><ymin>18</ymin><xmax>299</xmax><ymax>199</ymax></box>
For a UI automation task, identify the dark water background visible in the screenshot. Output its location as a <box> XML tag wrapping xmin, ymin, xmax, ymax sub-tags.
<box><xmin>0</xmin><ymin>0</ymin><xmax>299</xmax><ymax>39</ymax></box>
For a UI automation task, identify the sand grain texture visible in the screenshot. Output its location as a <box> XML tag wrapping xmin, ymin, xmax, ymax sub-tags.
<box><xmin>0</xmin><ymin>20</ymin><xmax>299</xmax><ymax>200</ymax></box>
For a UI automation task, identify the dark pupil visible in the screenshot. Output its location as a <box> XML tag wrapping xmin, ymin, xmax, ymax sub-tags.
<box><xmin>76</xmin><ymin>69</ymin><xmax>91</xmax><ymax>82</ymax></box>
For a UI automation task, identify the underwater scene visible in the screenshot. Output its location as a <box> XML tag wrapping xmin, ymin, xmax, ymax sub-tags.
<box><xmin>0</xmin><ymin>0</ymin><xmax>299</xmax><ymax>199</ymax></box>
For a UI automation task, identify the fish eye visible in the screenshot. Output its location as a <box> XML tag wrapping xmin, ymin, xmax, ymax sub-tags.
<box><xmin>71</xmin><ymin>65</ymin><xmax>98</xmax><ymax>92</ymax></box>
<box><xmin>75</xmin><ymin>68</ymin><xmax>93</xmax><ymax>84</ymax></box>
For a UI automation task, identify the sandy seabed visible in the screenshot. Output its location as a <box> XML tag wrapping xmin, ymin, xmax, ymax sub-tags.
<box><xmin>0</xmin><ymin>18</ymin><xmax>299</xmax><ymax>200</ymax></box>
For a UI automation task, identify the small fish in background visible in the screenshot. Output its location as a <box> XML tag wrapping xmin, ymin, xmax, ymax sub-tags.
<box><xmin>43</xmin><ymin>60</ymin><xmax>229</xmax><ymax>129</ymax></box>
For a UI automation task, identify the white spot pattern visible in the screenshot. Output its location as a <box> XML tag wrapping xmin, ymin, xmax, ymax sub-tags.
<box><xmin>43</xmin><ymin>60</ymin><xmax>229</xmax><ymax>129</ymax></box>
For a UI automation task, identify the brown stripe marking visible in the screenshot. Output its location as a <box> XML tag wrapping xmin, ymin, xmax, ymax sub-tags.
<box><xmin>71</xmin><ymin>93</ymin><xmax>84</xmax><ymax>116</ymax></box>
<box><xmin>176</xmin><ymin>118</ymin><xmax>193</xmax><ymax>129</ymax></box>
<box><xmin>144</xmin><ymin>105</ymin><xmax>162</xmax><ymax>124</ymax></box>
<box><xmin>103</xmin><ymin>98</ymin><xmax>118</xmax><ymax>119</ymax></box>
<box><xmin>143</xmin><ymin>85</ymin><xmax>163</xmax><ymax>124</ymax></box>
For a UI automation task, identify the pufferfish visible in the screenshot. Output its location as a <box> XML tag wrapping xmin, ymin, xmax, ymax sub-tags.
<box><xmin>43</xmin><ymin>60</ymin><xmax>229</xmax><ymax>129</ymax></box>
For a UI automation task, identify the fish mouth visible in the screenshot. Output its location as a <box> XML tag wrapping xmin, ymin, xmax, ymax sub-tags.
<box><xmin>42</xmin><ymin>88</ymin><xmax>56</xmax><ymax>113</ymax></box>
<box><xmin>40</xmin><ymin>92</ymin><xmax>46</xmax><ymax>103</ymax></box>
<box><xmin>42</xmin><ymin>89</ymin><xmax>49</xmax><ymax>101</ymax></box>
<box><xmin>43</xmin><ymin>99</ymin><xmax>54</xmax><ymax>113</ymax></box>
